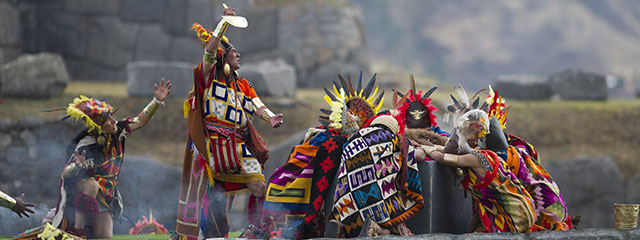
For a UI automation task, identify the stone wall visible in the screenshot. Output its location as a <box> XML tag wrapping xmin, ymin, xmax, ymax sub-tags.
<box><xmin>0</xmin><ymin>0</ymin><xmax>21</xmax><ymax>65</ymax></box>
<box><xmin>11</xmin><ymin>0</ymin><xmax>369</xmax><ymax>89</ymax></box>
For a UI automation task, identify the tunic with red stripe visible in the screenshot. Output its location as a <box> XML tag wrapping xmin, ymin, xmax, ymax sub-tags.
<box><xmin>193</xmin><ymin>61</ymin><xmax>265</xmax><ymax>189</ymax></box>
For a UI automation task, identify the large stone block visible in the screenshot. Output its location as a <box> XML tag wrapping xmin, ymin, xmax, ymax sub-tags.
<box><xmin>85</xmin><ymin>16</ymin><xmax>138</xmax><ymax>68</ymax></box>
<box><xmin>162</xmin><ymin>0</ymin><xmax>188</xmax><ymax>36</ymax></box>
<box><xmin>38</xmin><ymin>11</ymin><xmax>88</xmax><ymax>59</ymax></box>
<box><xmin>546</xmin><ymin>156</ymin><xmax>625</xmax><ymax>228</ymax></box>
<box><xmin>405</xmin><ymin>161</ymin><xmax>472</xmax><ymax>234</ymax></box>
<box><xmin>0</xmin><ymin>47</ymin><xmax>20</xmax><ymax>65</ymax></box>
<box><xmin>625</xmin><ymin>173</ymin><xmax>640</xmax><ymax>203</ymax></box>
<box><xmin>277</xmin><ymin>3</ymin><xmax>370</xmax><ymax>88</ymax></box>
<box><xmin>0</xmin><ymin>1</ymin><xmax>21</xmax><ymax>65</ymax></box>
<box><xmin>226</xmin><ymin>7</ymin><xmax>279</xmax><ymax>55</ymax></box>
<box><xmin>126</xmin><ymin>61</ymin><xmax>194</xmax><ymax>98</ymax></box>
<box><xmin>168</xmin><ymin>36</ymin><xmax>202</xmax><ymax>63</ymax></box>
<box><xmin>0</xmin><ymin>53</ymin><xmax>69</xmax><ymax>98</ymax></box>
<box><xmin>493</xmin><ymin>74</ymin><xmax>551</xmax><ymax>100</ymax></box>
<box><xmin>177</xmin><ymin>0</ymin><xmax>254</xmax><ymax>36</ymax></box>
<box><xmin>240</xmin><ymin>59</ymin><xmax>296</xmax><ymax>97</ymax></box>
<box><xmin>548</xmin><ymin>69</ymin><xmax>608</xmax><ymax>100</ymax></box>
<box><xmin>65</xmin><ymin>0</ymin><xmax>119</xmax><ymax>14</ymax></box>
<box><xmin>119</xmin><ymin>0</ymin><xmax>166</xmax><ymax>23</ymax></box>
<box><xmin>65</xmin><ymin>58</ymin><xmax>126</xmax><ymax>81</ymax></box>
<box><xmin>133</xmin><ymin>25</ymin><xmax>172</xmax><ymax>61</ymax></box>
<box><xmin>0</xmin><ymin>1</ymin><xmax>20</xmax><ymax>46</ymax></box>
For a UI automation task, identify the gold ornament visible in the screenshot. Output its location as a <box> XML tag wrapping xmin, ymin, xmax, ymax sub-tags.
<box><xmin>223</xmin><ymin>63</ymin><xmax>231</xmax><ymax>76</ymax></box>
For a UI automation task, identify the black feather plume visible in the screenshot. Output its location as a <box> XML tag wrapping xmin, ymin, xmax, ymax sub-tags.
<box><xmin>422</xmin><ymin>86</ymin><xmax>438</xmax><ymax>100</ymax></box>
<box><xmin>363</xmin><ymin>73</ymin><xmax>377</xmax><ymax>98</ymax></box>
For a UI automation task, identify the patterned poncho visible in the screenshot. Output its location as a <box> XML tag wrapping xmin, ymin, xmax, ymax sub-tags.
<box><xmin>462</xmin><ymin>150</ymin><xmax>537</xmax><ymax>233</ymax></box>
<box><xmin>262</xmin><ymin>128</ymin><xmax>346</xmax><ymax>239</ymax></box>
<box><xmin>503</xmin><ymin>134</ymin><xmax>570</xmax><ymax>230</ymax></box>
<box><xmin>333</xmin><ymin>126</ymin><xmax>423</xmax><ymax>237</ymax></box>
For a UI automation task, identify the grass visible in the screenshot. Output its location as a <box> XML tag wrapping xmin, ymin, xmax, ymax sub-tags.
<box><xmin>2</xmin><ymin>81</ymin><xmax>640</xmax><ymax>179</ymax></box>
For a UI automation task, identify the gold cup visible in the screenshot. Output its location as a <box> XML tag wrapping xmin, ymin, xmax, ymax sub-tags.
<box><xmin>614</xmin><ymin>203</ymin><xmax>639</xmax><ymax>229</ymax></box>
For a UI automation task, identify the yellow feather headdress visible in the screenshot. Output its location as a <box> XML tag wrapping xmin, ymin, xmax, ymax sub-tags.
<box><xmin>62</xmin><ymin>95</ymin><xmax>113</xmax><ymax>134</ymax></box>
<box><xmin>485</xmin><ymin>85</ymin><xmax>510</xmax><ymax>130</ymax></box>
<box><xmin>320</xmin><ymin>72</ymin><xmax>384</xmax><ymax>131</ymax></box>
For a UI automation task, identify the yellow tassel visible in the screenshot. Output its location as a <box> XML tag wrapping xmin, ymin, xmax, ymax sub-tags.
<box><xmin>204</xmin><ymin>163</ymin><xmax>215</xmax><ymax>187</ymax></box>
<box><xmin>183</xmin><ymin>99</ymin><xmax>190</xmax><ymax>119</ymax></box>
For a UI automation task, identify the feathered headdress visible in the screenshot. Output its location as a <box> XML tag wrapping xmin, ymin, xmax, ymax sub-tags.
<box><xmin>443</xmin><ymin>85</ymin><xmax>489</xmax><ymax>125</ymax></box>
<box><xmin>320</xmin><ymin>72</ymin><xmax>384</xmax><ymax>132</ymax></box>
<box><xmin>485</xmin><ymin>85</ymin><xmax>511</xmax><ymax>130</ymax></box>
<box><xmin>442</xmin><ymin>85</ymin><xmax>491</xmax><ymax>152</ymax></box>
<box><xmin>191</xmin><ymin>22</ymin><xmax>230</xmax><ymax>45</ymax></box>
<box><xmin>62</xmin><ymin>95</ymin><xmax>114</xmax><ymax>134</ymax></box>
<box><xmin>394</xmin><ymin>74</ymin><xmax>439</xmax><ymax>135</ymax></box>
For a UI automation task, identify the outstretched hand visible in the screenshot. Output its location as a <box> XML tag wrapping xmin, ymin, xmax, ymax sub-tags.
<box><xmin>72</xmin><ymin>150</ymin><xmax>86</xmax><ymax>167</ymax></box>
<box><xmin>270</xmin><ymin>113</ymin><xmax>284</xmax><ymax>128</ymax></box>
<box><xmin>11</xmin><ymin>193</ymin><xmax>35</xmax><ymax>218</ymax></box>
<box><xmin>154</xmin><ymin>78</ymin><xmax>172</xmax><ymax>102</ymax></box>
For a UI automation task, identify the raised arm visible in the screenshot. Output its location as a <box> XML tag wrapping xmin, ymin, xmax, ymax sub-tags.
<box><xmin>128</xmin><ymin>78</ymin><xmax>172</xmax><ymax>132</ymax></box>
<box><xmin>199</xmin><ymin>7</ymin><xmax>237</xmax><ymax>80</ymax></box>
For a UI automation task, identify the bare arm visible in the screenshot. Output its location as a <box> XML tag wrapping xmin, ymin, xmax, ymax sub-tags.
<box><xmin>201</xmin><ymin>38</ymin><xmax>220</xmax><ymax>80</ymax></box>
<box><xmin>428</xmin><ymin>151</ymin><xmax>486</xmax><ymax>178</ymax></box>
<box><xmin>129</xmin><ymin>78</ymin><xmax>172</xmax><ymax>132</ymax></box>
<box><xmin>252</xmin><ymin>97</ymin><xmax>283</xmax><ymax>128</ymax></box>
<box><xmin>200</xmin><ymin>7</ymin><xmax>237</xmax><ymax>80</ymax></box>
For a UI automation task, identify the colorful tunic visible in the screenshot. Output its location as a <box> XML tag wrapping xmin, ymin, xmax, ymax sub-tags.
<box><xmin>332</xmin><ymin>126</ymin><xmax>424</xmax><ymax>237</ymax></box>
<box><xmin>462</xmin><ymin>150</ymin><xmax>536</xmax><ymax>233</ymax></box>
<box><xmin>177</xmin><ymin>62</ymin><xmax>265</xmax><ymax>237</ymax></box>
<box><xmin>52</xmin><ymin>124</ymin><xmax>128</xmax><ymax>228</ymax></box>
<box><xmin>501</xmin><ymin>134</ymin><xmax>570</xmax><ymax>230</ymax></box>
<box><xmin>261</xmin><ymin>127</ymin><xmax>346</xmax><ymax>238</ymax></box>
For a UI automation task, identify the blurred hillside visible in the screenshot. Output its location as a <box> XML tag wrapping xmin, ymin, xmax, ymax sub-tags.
<box><xmin>350</xmin><ymin>0</ymin><xmax>640</xmax><ymax>89</ymax></box>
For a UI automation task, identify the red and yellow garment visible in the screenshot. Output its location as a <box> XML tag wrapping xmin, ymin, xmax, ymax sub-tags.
<box><xmin>463</xmin><ymin>150</ymin><xmax>536</xmax><ymax>233</ymax></box>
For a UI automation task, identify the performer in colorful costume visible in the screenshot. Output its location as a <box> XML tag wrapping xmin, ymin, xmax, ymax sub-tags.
<box><xmin>261</xmin><ymin>73</ymin><xmax>380</xmax><ymax>239</ymax></box>
<box><xmin>393</xmin><ymin>75</ymin><xmax>448</xmax><ymax>146</ymax></box>
<box><xmin>175</xmin><ymin>5</ymin><xmax>284</xmax><ymax>239</ymax></box>
<box><xmin>417</xmin><ymin>85</ymin><xmax>537</xmax><ymax>233</ymax></box>
<box><xmin>482</xmin><ymin>86</ymin><xmax>571</xmax><ymax>231</ymax></box>
<box><xmin>332</xmin><ymin>113</ymin><xmax>424</xmax><ymax>237</ymax></box>
<box><xmin>327</xmin><ymin>78</ymin><xmax>424</xmax><ymax>237</ymax></box>
<box><xmin>50</xmin><ymin>79</ymin><xmax>172</xmax><ymax>238</ymax></box>
<box><xmin>0</xmin><ymin>190</ymin><xmax>35</xmax><ymax>218</ymax></box>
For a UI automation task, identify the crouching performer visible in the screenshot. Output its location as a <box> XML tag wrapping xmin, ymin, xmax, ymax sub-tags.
<box><xmin>49</xmin><ymin>79</ymin><xmax>172</xmax><ymax>238</ymax></box>
<box><xmin>417</xmin><ymin>86</ymin><xmax>536</xmax><ymax>232</ymax></box>
<box><xmin>261</xmin><ymin>73</ymin><xmax>379</xmax><ymax>239</ymax></box>
<box><xmin>332</xmin><ymin>112</ymin><xmax>424</xmax><ymax>237</ymax></box>
<box><xmin>482</xmin><ymin>86</ymin><xmax>571</xmax><ymax>231</ymax></box>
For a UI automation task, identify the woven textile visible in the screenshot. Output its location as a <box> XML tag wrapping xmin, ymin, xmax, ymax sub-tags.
<box><xmin>177</xmin><ymin>63</ymin><xmax>265</xmax><ymax>238</ymax></box>
<box><xmin>462</xmin><ymin>150</ymin><xmax>536</xmax><ymax>233</ymax></box>
<box><xmin>262</xmin><ymin>129</ymin><xmax>346</xmax><ymax>239</ymax></box>
<box><xmin>503</xmin><ymin>134</ymin><xmax>570</xmax><ymax>231</ymax></box>
<box><xmin>332</xmin><ymin>126</ymin><xmax>423</xmax><ymax>237</ymax></box>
